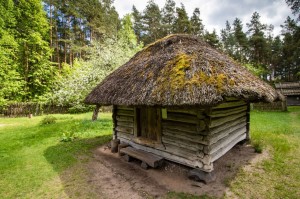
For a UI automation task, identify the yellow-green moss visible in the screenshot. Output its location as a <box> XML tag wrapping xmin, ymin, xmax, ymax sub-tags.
<box><xmin>168</xmin><ymin>53</ymin><xmax>193</xmax><ymax>90</ymax></box>
<box><xmin>229</xmin><ymin>78</ymin><xmax>235</xmax><ymax>86</ymax></box>
<box><xmin>152</xmin><ymin>52</ymin><xmax>193</xmax><ymax>97</ymax></box>
<box><xmin>185</xmin><ymin>72</ymin><xmax>228</xmax><ymax>92</ymax></box>
<box><xmin>152</xmin><ymin>52</ymin><xmax>230</xmax><ymax>98</ymax></box>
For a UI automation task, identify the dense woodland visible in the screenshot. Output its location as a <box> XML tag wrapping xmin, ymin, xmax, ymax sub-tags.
<box><xmin>0</xmin><ymin>0</ymin><xmax>299</xmax><ymax>108</ymax></box>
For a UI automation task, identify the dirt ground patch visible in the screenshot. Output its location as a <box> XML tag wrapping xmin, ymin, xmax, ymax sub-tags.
<box><xmin>72</xmin><ymin>142</ymin><xmax>267</xmax><ymax>198</ymax></box>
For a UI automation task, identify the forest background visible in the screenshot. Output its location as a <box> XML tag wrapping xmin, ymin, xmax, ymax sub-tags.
<box><xmin>0</xmin><ymin>0</ymin><xmax>299</xmax><ymax>111</ymax></box>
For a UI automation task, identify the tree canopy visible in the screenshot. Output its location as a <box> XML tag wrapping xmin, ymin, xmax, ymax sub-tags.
<box><xmin>0</xmin><ymin>0</ymin><xmax>299</xmax><ymax>108</ymax></box>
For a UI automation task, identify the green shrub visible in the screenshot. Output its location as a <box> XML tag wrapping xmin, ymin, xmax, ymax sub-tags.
<box><xmin>253</xmin><ymin>142</ymin><xmax>263</xmax><ymax>153</ymax></box>
<box><xmin>60</xmin><ymin>132</ymin><xmax>77</xmax><ymax>142</ymax></box>
<box><xmin>40</xmin><ymin>115</ymin><xmax>57</xmax><ymax>125</ymax></box>
<box><xmin>68</xmin><ymin>104</ymin><xmax>93</xmax><ymax>114</ymax></box>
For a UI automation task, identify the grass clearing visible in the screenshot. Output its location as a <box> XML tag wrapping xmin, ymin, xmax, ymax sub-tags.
<box><xmin>0</xmin><ymin>107</ymin><xmax>299</xmax><ymax>198</ymax></box>
<box><xmin>226</xmin><ymin>106</ymin><xmax>300</xmax><ymax>199</ymax></box>
<box><xmin>0</xmin><ymin>113</ymin><xmax>112</xmax><ymax>198</ymax></box>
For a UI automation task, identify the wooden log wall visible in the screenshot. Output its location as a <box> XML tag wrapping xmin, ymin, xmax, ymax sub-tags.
<box><xmin>116</xmin><ymin>99</ymin><xmax>248</xmax><ymax>173</ymax></box>
<box><xmin>115</xmin><ymin>106</ymin><xmax>135</xmax><ymax>136</ymax></box>
<box><xmin>207</xmin><ymin>99</ymin><xmax>248</xmax><ymax>162</ymax></box>
<box><xmin>161</xmin><ymin>107</ymin><xmax>213</xmax><ymax>171</ymax></box>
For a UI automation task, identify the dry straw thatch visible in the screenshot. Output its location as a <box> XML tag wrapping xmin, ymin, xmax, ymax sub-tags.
<box><xmin>85</xmin><ymin>34</ymin><xmax>283</xmax><ymax>106</ymax></box>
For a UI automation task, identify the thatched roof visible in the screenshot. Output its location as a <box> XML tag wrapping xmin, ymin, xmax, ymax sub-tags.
<box><xmin>85</xmin><ymin>34</ymin><xmax>283</xmax><ymax>106</ymax></box>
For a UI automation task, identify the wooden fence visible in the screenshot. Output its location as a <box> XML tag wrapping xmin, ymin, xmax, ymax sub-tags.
<box><xmin>1</xmin><ymin>103</ymin><xmax>70</xmax><ymax>117</ymax></box>
<box><xmin>0</xmin><ymin>103</ymin><xmax>113</xmax><ymax>117</ymax></box>
<box><xmin>252</xmin><ymin>101</ymin><xmax>287</xmax><ymax>111</ymax></box>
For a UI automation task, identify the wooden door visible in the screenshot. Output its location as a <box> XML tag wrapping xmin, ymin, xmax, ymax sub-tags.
<box><xmin>138</xmin><ymin>107</ymin><xmax>161</xmax><ymax>141</ymax></box>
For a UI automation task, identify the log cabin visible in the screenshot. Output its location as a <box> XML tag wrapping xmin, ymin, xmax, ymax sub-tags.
<box><xmin>275</xmin><ymin>82</ymin><xmax>300</xmax><ymax>106</ymax></box>
<box><xmin>85</xmin><ymin>34</ymin><xmax>283</xmax><ymax>175</ymax></box>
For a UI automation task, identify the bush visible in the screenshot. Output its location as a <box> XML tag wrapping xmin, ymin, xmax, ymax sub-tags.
<box><xmin>253</xmin><ymin>142</ymin><xmax>263</xmax><ymax>153</ymax></box>
<box><xmin>40</xmin><ymin>115</ymin><xmax>57</xmax><ymax>125</ymax></box>
<box><xmin>68</xmin><ymin>104</ymin><xmax>93</xmax><ymax>114</ymax></box>
<box><xmin>60</xmin><ymin>132</ymin><xmax>77</xmax><ymax>142</ymax></box>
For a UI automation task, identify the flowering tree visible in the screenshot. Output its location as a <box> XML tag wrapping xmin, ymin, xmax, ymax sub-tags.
<box><xmin>50</xmin><ymin>15</ymin><xmax>143</xmax><ymax>107</ymax></box>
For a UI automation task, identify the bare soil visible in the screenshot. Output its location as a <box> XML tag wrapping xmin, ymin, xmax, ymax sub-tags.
<box><xmin>78</xmin><ymin>142</ymin><xmax>265</xmax><ymax>198</ymax></box>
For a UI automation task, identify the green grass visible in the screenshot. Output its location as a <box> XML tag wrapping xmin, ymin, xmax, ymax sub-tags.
<box><xmin>226</xmin><ymin>106</ymin><xmax>300</xmax><ymax>199</ymax></box>
<box><xmin>0</xmin><ymin>108</ymin><xmax>300</xmax><ymax>199</ymax></box>
<box><xmin>0</xmin><ymin>113</ymin><xmax>112</xmax><ymax>198</ymax></box>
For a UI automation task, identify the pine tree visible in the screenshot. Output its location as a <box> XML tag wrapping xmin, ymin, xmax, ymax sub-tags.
<box><xmin>142</xmin><ymin>0</ymin><xmax>163</xmax><ymax>44</ymax></box>
<box><xmin>286</xmin><ymin>0</ymin><xmax>300</xmax><ymax>20</ymax></box>
<box><xmin>281</xmin><ymin>16</ymin><xmax>300</xmax><ymax>81</ymax></box>
<box><xmin>270</xmin><ymin>36</ymin><xmax>283</xmax><ymax>80</ymax></box>
<box><xmin>204</xmin><ymin>29</ymin><xmax>221</xmax><ymax>49</ymax></box>
<box><xmin>43</xmin><ymin>0</ymin><xmax>120</xmax><ymax>68</ymax></box>
<box><xmin>190</xmin><ymin>8</ymin><xmax>204</xmax><ymax>37</ymax></box>
<box><xmin>233</xmin><ymin>18</ymin><xmax>248</xmax><ymax>62</ymax></box>
<box><xmin>220</xmin><ymin>21</ymin><xmax>236</xmax><ymax>57</ymax></box>
<box><xmin>132</xmin><ymin>5</ymin><xmax>143</xmax><ymax>42</ymax></box>
<box><xmin>173</xmin><ymin>3</ymin><xmax>191</xmax><ymax>34</ymax></box>
<box><xmin>161</xmin><ymin>0</ymin><xmax>176</xmax><ymax>35</ymax></box>
<box><xmin>247</xmin><ymin>12</ymin><xmax>268</xmax><ymax>68</ymax></box>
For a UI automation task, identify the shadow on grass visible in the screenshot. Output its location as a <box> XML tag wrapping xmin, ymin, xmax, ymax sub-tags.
<box><xmin>44</xmin><ymin>134</ymin><xmax>111</xmax><ymax>172</ymax></box>
<box><xmin>43</xmin><ymin>133</ymin><xmax>112</xmax><ymax>198</ymax></box>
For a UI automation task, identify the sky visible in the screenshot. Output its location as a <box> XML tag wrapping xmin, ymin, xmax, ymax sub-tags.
<box><xmin>113</xmin><ymin>0</ymin><xmax>294</xmax><ymax>36</ymax></box>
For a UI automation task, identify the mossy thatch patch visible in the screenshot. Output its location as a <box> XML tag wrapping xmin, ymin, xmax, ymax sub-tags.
<box><xmin>85</xmin><ymin>34</ymin><xmax>283</xmax><ymax>106</ymax></box>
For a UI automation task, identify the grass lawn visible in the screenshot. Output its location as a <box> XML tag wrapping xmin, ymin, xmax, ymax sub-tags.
<box><xmin>0</xmin><ymin>113</ymin><xmax>112</xmax><ymax>198</ymax></box>
<box><xmin>226</xmin><ymin>106</ymin><xmax>300</xmax><ymax>199</ymax></box>
<box><xmin>0</xmin><ymin>107</ymin><xmax>299</xmax><ymax>198</ymax></box>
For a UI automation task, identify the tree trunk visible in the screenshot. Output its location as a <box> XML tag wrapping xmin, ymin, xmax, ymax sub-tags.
<box><xmin>56</xmin><ymin>25</ymin><xmax>60</xmax><ymax>70</ymax></box>
<box><xmin>92</xmin><ymin>104</ymin><xmax>101</xmax><ymax>121</ymax></box>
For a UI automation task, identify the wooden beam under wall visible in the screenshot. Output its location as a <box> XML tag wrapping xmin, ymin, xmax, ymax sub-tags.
<box><xmin>246</xmin><ymin>102</ymin><xmax>251</xmax><ymax>141</ymax></box>
<box><xmin>119</xmin><ymin>138</ymin><xmax>207</xmax><ymax>171</ymax></box>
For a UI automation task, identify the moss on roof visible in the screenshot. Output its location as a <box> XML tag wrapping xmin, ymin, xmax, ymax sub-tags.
<box><xmin>85</xmin><ymin>34</ymin><xmax>283</xmax><ymax>106</ymax></box>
